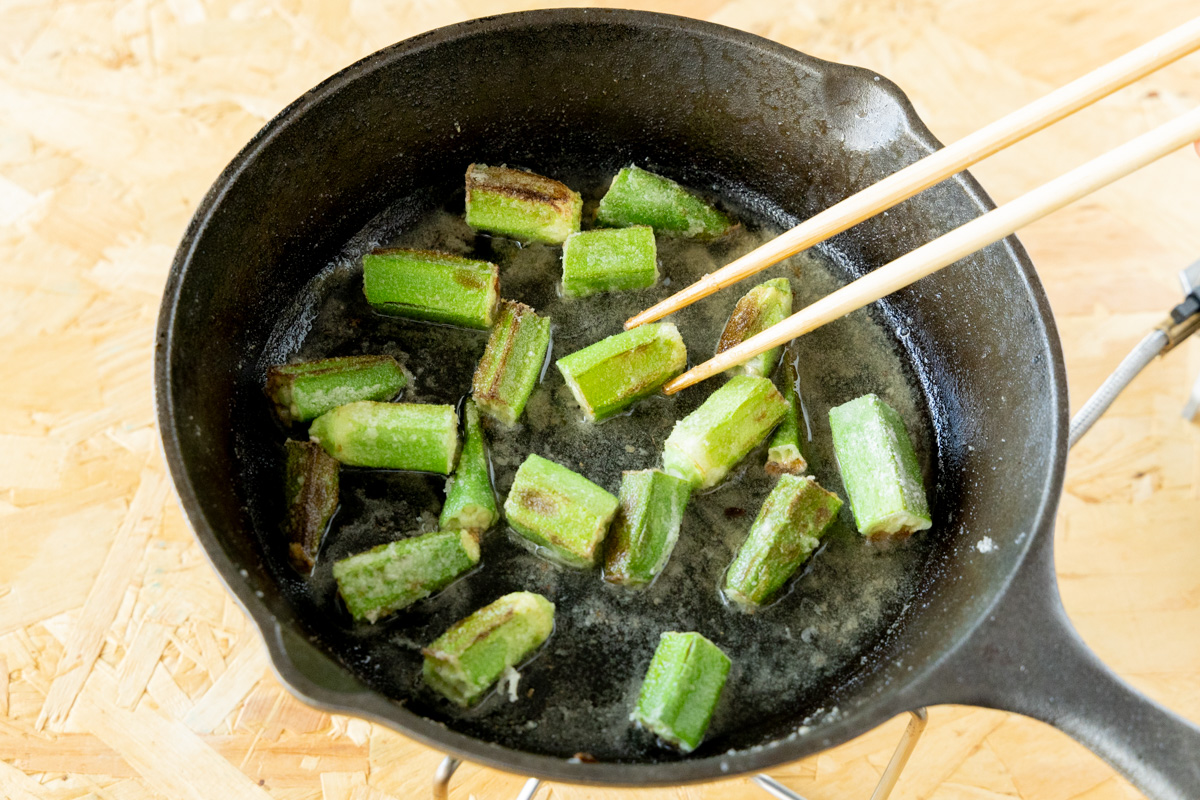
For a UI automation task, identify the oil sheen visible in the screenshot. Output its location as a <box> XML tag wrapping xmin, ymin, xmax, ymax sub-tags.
<box><xmin>267</xmin><ymin>185</ymin><xmax>936</xmax><ymax>762</ymax></box>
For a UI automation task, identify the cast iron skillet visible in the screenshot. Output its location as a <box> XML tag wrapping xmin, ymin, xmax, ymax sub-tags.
<box><xmin>155</xmin><ymin>9</ymin><xmax>1200</xmax><ymax>797</ymax></box>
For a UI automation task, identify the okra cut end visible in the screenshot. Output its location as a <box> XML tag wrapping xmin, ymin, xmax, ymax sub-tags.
<box><xmin>596</xmin><ymin>166</ymin><xmax>736</xmax><ymax>239</ymax></box>
<box><xmin>662</xmin><ymin>375</ymin><xmax>787</xmax><ymax>490</ymax></box>
<box><xmin>283</xmin><ymin>440</ymin><xmax>340</xmax><ymax>573</ymax></box>
<box><xmin>472</xmin><ymin>301</ymin><xmax>552</xmax><ymax>427</ymax></box>
<box><xmin>465</xmin><ymin>164</ymin><xmax>582</xmax><ymax>244</ymax></box>
<box><xmin>766</xmin><ymin>345</ymin><xmax>806</xmax><ymax>475</ymax></box>
<box><xmin>362</xmin><ymin>248</ymin><xmax>499</xmax><ymax>330</ymax></box>
<box><xmin>765</xmin><ymin>442</ymin><xmax>808</xmax><ymax>476</ymax></box>
<box><xmin>716</xmin><ymin>277</ymin><xmax>793</xmax><ymax>379</ymax></box>
<box><xmin>422</xmin><ymin>591</ymin><xmax>555</xmax><ymax>707</ymax></box>
<box><xmin>561</xmin><ymin>226</ymin><xmax>658</xmax><ymax>298</ymax></box>
<box><xmin>502</xmin><ymin>454</ymin><xmax>619</xmax><ymax>568</ymax></box>
<box><xmin>555</xmin><ymin>322</ymin><xmax>687</xmax><ymax>423</ymax></box>
<box><xmin>603</xmin><ymin>469</ymin><xmax>691</xmax><ymax>587</ymax></box>
<box><xmin>439</xmin><ymin>400</ymin><xmax>500</xmax><ymax>535</ymax></box>
<box><xmin>332</xmin><ymin>530</ymin><xmax>480</xmax><ymax>623</ymax></box>
<box><xmin>632</xmin><ymin>631</ymin><xmax>731</xmax><ymax>753</ymax></box>
<box><xmin>828</xmin><ymin>393</ymin><xmax>932</xmax><ymax>540</ymax></box>
<box><xmin>310</xmin><ymin>401</ymin><xmax>460</xmax><ymax>474</ymax></box>
<box><xmin>266</xmin><ymin>354</ymin><xmax>409</xmax><ymax>425</ymax></box>
<box><xmin>723</xmin><ymin>474</ymin><xmax>842</xmax><ymax>609</ymax></box>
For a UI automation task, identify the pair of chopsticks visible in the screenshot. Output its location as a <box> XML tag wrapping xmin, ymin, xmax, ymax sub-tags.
<box><xmin>634</xmin><ymin>17</ymin><xmax>1200</xmax><ymax>395</ymax></box>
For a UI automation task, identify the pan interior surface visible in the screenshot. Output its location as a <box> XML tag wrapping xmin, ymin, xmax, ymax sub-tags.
<box><xmin>256</xmin><ymin>181</ymin><xmax>936</xmax><ymax>761</ymax></box>
<box><xmin>157</xmin><ymin>9</ymin><xmax>1065</xmax><ymax>783</ymax></box>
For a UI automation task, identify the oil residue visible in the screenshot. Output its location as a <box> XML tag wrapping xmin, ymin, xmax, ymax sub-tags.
<box><xmin>264</xmin><ymin>183</ymin><xmax>936</xmax><ymax>761</ymax></box>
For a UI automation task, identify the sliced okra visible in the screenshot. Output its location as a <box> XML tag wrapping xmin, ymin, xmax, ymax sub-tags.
<box><xmin>596</xmin><ymin>166</ymin><xmax>736</xmax><ymax>239</ymax></box>
<box><xmin>332</xmin><ymin>530</ymin><xmax>480</xmax><ymax>623</ymax></box>
<box><xmin>502</xmin><ymin>454</ymin><xmax>619</xmax><ymax>568</ymax></box>
<box><xmin>362</xmin><ymin>248</ymin><xmax>499</xmax><ymax>329</ymax></box>
<box><xmin>828</xmin><ymin>393</ymin><xmax>931</xmax><ymax>539</ymax></box>
<box><xmin>465</xmin><ymin>164</ymin><xmax>582</xmax><ymax>244</ymax></box>
<box><xmin>555</xmin><ymin>323</ymin><xmax>686</xmax><ymax>422</ymax></box>
<box><xmin>632</xmin><ymin>631</ymin><xmax>731</xmax><ymax>753</ymax></box>
<box><xmin>472</xmin><ymin>300</ymin><xmax>551</xmax><ymax>426</ymax></box>
<box><xmin>439</xmin><ymin>399</ymin><xmax>499</xmax><ymax>535</ymax></box>
<box><xmin>422</xmin><ymin>591</ymin><xmax>555</xmax><ymax>707</ymax></box>
<box><xmin>662</xmin><ymin>375</ymin><xmax>787</xmax><ymax>490</ymax></box>
<box><xmin>723</xmin><ymin>474</ymin><xmax>841</xmax><ymax>608</ymax></box>
<box><xmin>266</xmin><ymin>354</ymin><xmax>408</xmax><ymax>425</ymax></box>
<box><xmin>283</xmin><ymin>439</ymin><xmax>339</xmax><ymax>572</ymax></box>
<box><xmin>309</xmin><ymin>401</ymin><xmax>459</xmax><ymax>474</ymax></box>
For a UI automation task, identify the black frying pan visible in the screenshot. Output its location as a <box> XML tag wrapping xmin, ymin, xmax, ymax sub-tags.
<box><xmin>154</xmin><ymin>9</ymin><xmax>1200</xmax><ymax>797</ymax></box>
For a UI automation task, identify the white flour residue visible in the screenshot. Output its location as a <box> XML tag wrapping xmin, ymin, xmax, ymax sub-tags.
<box><xmin>975</xmin><ymin>536</ymin><xmax>997</xmax><ymax>554</ymax></box>
<box><xmin>502</xmin><ymin>665</ymin><xmax>521</xmax><ymax>702</ymax></box>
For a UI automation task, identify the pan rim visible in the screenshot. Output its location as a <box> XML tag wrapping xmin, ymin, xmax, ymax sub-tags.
<box><xmin>154</xmin><ymin>6</ymin><xmax>1069</xmax><ymax>787</ymax></box>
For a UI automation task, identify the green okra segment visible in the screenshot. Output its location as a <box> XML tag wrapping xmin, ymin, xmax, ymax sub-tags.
<box><xmin>332</xmin><ymin>530</ymin><xmax>480</xmax><ymax>622</ymax></box>
<box><xmin>362</xmin><ymin>248</ymin><xmax>499</xmax><ymax>329</ymax></box>
<box><xmin>766</xmin><ymin>348</ymin><xmax>807</xmax><ymax>476</ymax></box>
<box><xmin>662</xmin><ymin>375</ymin><xmax>787</xmax><ymax>490</ymax></box>
<box><xmin>715</xmin><ymin>278</ymin><xmax>793</xmax><ymax>379</ymax></box>
<box><xmin>632</xmin><ymin>631</ymin><xmax>731</xmax><ymax>753</ymax></box>
<box><xmin>603</xmin><ymin>470</ymin><xmax>691</xmax><ymax>587</ymax></box>
<box><xmin>723</xmin><ymin>474</ymin><xmax>842</xmax><ymax>608</ymax></box>
<box><xmin>283</xmin><ymin>440</ymin><xmax>340</xmax><ymax>573</ymax></box>
<box><xmin>555</xmin><ymin>323</ymin><xmax>686</xmax><ymax>422</ymax></box>
<box><xmin>596</xmin><ymin>166</ymin><xmax>736</xmax><ymax>239</ymax></box>
<box><xmin>266</xmin><ymin>354</ymin><xmax>409</xmax><ymax>425</ymax></box>
<box><xmin>503</xmin><ymin>454</ymin><xmax>619</xmax><ymax>568</ymax></box>
<box><xmin>472</xmin><ymin>301</ymin><xmax>551</xmax><ymax>426</ymax></box>
<box><xmin>561</xmin><ymin>226</ymin><xmax>657</xmax><ymax>298</ymax></box>
<box><xmin>829</xmin><ymin>394</ymin><xmax>932</xmax><ymax>539</ymax></box>
<box><xmin>422</xmin><ymin>591</ymin><xmax>555</xmax><ymax>707</ymax></box>
<box><xmin>439</xmin><ymin>400</ymin><xmax>499</xmax><ymax>534</ymax></box>
<box><xmin>310</xmin><ymin>401</ymin><xmax>459</xmax><ymax>474</ymax></box>
<box><xmin>465</xmin><ymin>164</ymin><xmax>582</xmax><ymax>244</ymax></box>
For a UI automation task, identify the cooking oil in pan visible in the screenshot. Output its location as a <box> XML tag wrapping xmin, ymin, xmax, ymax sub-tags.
<box><xmin>267</xmin><ymin>187</ymin><xmax>936</xmax><ymax>761</ymax></box>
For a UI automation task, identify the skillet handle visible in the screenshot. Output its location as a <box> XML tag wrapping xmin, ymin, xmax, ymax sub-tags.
<box><xmin>924</xmin><ymin>532</ymin><xmax>1200</xmax><ymax>800</ymax></box>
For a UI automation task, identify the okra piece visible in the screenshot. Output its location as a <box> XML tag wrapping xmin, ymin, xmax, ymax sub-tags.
<box><xmin>362</xmin><ymin>248</ymin><xmax>499</xmax><ymax>329</ymax></box>
<box><xmin>555</xmin><ymin>323</ymin><xmax>686</xmax><ymax>422</ymax></box>
<box><xmin>422</xmin><ymin>591</ymin><xmax>555</xmax><ymax>707</ymax></box>
<box><xmin>596</xmin><ymin>166</ymin><xmax>736</xmax><ymax>239</ymax></box>
<box><xmin>766</xmin><ymin>349</ymin><xmax>807</xmax><ymax>476</ymax></box>
<box><xmin>283</xmin><ymin>440</ymin><xmax>339</xmax><ymax>572</ymax></box>
<box><xmin>603</xmin><ymin>470</ymin><xmax>691</xmax><ymax>587</ymax></box>
<box><xmin>309</xmin><ymin>401</ymin><xmax>459</xmax><ymax>474</ymax></box>
<box><xmin>471</xmin><ymin>301</ymin><xmax>551</xmax><ymax>426</ymax></box>
<box><xmin>266</xmin><ymin>354</ymin><xmax>409</xmax><ymax>425</ymax></box>
<box><xmin>829</xmin><ymin>394</ymin><xmax>932</xmax><ymax>539</ymax></box>
<box><xmin>503</xmin><ymin>454</ymin><xmax>619</xmax><ymax>568</ymax></box>
<box><xmin>439</xmin><ymin>400</ymin><xmax>499</xmax><ymax>534</ymax></box>
<box><xmin>332</xmin><ymin>530</ymin><xmax>480</xmax><ymax>622</ymax></box>
<box><xmin>465</xmin><ymin>163</ymin><xmax>582</xmax><ymax>244</ymax></box>
<box><xmin>715</xmin><ymin>278</ymin><xmax>793</xmax><ymax>378</ymax></box>
<box><xmin>561</xmin><ymin>226</ymin><xmax>658</xmax><ymax>297</ymax></box>
<box><xmin>632</xmin><ymin>631</ymin><xmax>731</xmax><ymax>753</ymax></box>
<box><xmin>723</xmin><ymin>474</ymin><xmax>842</xmax><ymax>608</ymax></box>
<box><xmin>662</xmin><ymin>375</ymin><xmax>787</xmax><ymax>490</ymax></box>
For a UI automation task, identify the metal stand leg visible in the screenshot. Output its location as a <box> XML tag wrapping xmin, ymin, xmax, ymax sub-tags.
<box><xmin>870</xmin><ymin>708</ymin><xmax>928</xmax><ymax>800</ymax></box>
<box><xmin>432</xmin><ymin>756</ymin><xmax>542</xmax><ymax>800</ymax></box>
<box><xmin>754</xmin><ymin>708</ymin><xmax>928</xmax><ymax>800</ymax></box>
<box><xmin>432</xmin><ymin>757</ymin><xmax>460</xmax><ymax>800</ymax></box>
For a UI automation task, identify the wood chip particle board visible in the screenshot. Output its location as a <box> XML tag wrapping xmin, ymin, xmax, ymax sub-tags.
<box><xmin>2</xmin><ymin>2</ymin><xmax>1199</xmax><ymax>799</ymax></box>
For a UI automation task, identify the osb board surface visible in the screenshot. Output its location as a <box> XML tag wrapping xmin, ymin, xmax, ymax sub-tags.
<box><xmin>2</xmin><ymin>1</ymin><xmax>1199</xmax><ymax>798</ymax></box>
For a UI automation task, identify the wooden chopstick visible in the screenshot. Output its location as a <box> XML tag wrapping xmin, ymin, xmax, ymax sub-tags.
<box><xmin>662</xmin><ymin>105</ymin><xmax>1200</xmax><ymax>394</ymax></box>
<box><xmin>625</xmin><ymin>16</ymin><xmax>1200</xmax><ymax>331</ymax></box>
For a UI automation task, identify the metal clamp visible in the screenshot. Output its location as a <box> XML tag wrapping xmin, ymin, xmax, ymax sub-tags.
<box><xmin>432</xmin><ymin>756</ymin><xmax>542</xmax><ymax>800</ymax></box>
<box><xmin>755</xmin><ymin>709</ymin><xmax>929</xmax><ymax>800</ymax></box>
